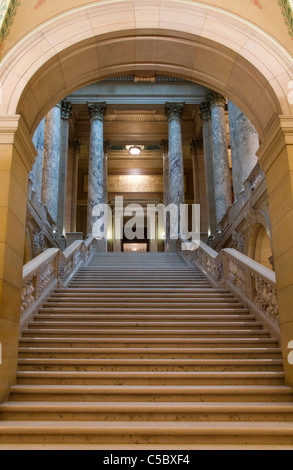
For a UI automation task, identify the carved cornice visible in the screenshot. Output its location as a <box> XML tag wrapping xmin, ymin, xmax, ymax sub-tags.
<box><xmin>88</xmin><ymin>102</ymin><xmax>107</xmax><ymax>121</ymax></box>
<box><xmin>164</xmin><ymin>102</ymin><xmax>185</xmax><ymax>121</ymax></box>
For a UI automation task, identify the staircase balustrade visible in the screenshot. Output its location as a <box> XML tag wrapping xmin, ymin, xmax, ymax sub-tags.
<box><xmin>20</xmin><ymin>236</ymin><xmax>96</xmax><ymax>328</ymax></box>
<box><xmin>179</xmin><ymin>238</ymin><xmax>280</xmax><ymax>339</ymax></box>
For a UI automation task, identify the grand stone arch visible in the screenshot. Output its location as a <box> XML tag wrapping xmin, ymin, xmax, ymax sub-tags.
<box><xmin>0</xmin><ymin>0</ymin><xmax>293</xmax><ymax>400</ymax></box>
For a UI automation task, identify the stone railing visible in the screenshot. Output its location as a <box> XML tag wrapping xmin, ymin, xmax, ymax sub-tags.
<box><xmin>20</xmin><ymin>236</ymin><xmax>96</xmax><ymax>329</ymax></box>
<box><xmin>179</xmin><ymin>238</ymin><xmax>280</xmax><ymax>339</ymax></box>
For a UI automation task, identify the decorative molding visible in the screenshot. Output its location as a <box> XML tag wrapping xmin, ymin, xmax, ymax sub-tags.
<box><xmin>250</xmin><ymin>0</ymin><xmax>263</xmax><ymax>9</ymax></box>
<box><xmin>278</xmin><ymin>0</ymin><xmax>293</xmax><ymax>39</ymax></box>
<box><xmin>0</xmin><ymin>0</ymin><xmax>21</xmax><ymax>50</ymax></box>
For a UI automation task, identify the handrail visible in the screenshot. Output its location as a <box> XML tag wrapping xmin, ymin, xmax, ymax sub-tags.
<box><xmin>20</xmin><ymin>236</ymin><xmax>96</xmax><ymax>330</ymax></box>
<box><xmin>179</xmin><ymin>238</ymin><xmax>280</xmax><ymax>340</ymax></box>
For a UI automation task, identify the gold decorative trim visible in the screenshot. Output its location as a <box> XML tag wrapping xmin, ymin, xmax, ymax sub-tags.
<box><xmin>278</xmin><ymin>0</ymin><xmax>293</xmax><ymax>39</ymax></box>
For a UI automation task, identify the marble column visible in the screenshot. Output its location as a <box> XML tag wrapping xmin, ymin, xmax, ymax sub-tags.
<box><xmin>160</xmin><ymin>139</ymin><xmax>169</xmax><ymax>208</ymax></box>
<box><xmin>71</xmin><ymin>139</ymin><xmax>81</xmax><ymax>233</ymax></box>
<box><xmin>200</xmin><ymin>101</ymin><xmax>217</xmax><ymax>236</ymax></box>
<box><xmin>57</xmin><ymin>99</ymin><xmax>72</xmax><ymax>235</ymax></box>
<box><xmin>31</xmin><ymin>118</ymin><xmax>45</xmax><ymax>200</ymax></box>
<box><xmin>41</xmin><ymin>104</ymin><xmax>62</xmax><ymax>224</ymax></box>
<box><xmin>208</xmin><ymin>91</ymin><xmax>232</xmax><ymax>225</ymax></box>
<box><xmin>164</xmin><ymin>103</ymin><xmax>185</xmax><ymax>207</ymax></box>
<box><xmin>103</xmin><ymin>140</ymin><xmax>111</xmax><ymax>205</ymax></box>
<box><xmin>228</xmin><ymin>100</ymin><xmax>259</xmax><ymax>199</ymax></box>
<box><xmin>164</xmin><ymin>103</ymin><xmax>185</xmax><ymax>250</ymax></box>
<box><xmin>87</xmin><ymin>102</ymin><xmax>107</xmax><ymax>235</ymax></box>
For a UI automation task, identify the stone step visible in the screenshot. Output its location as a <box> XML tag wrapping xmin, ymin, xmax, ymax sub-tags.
<box><xmin>18</xmin><ymin>337</ymin><xmax>279</xmax><ymax>348</ymax></box>
<box><xmin>14</xmin><ymin>370</ymin><xmax>285</xmax><ymax>386</ymax></box>
<box><xmin>21</xmin><ymin>329</ymin><xmax>269</xmax><ymax>339</ymax></box>
<box><xmin>26</xmin><ymin>322</ymin><xmax>264</xmax><ymax>331</ymax></box>
<box><xmin>37</xmin><ymin>307</ymin><xmax>250</xmax><ymax>315</ymax></box>
<box><xmin>33</xmin><ymin>314</ymin><xmax>257</xmax><ymax>323</ymax></box>
<box><xmin>51</xmin><ymin>291</ymin><xmax>234</xmax><ymax>298</ymax></box>
<box><xmin>24</xmin><ymin>317</ymin><xmax>262</xmax><ymax>331</ymax></box>
<box><xmin>57</xmin><ymin>287</ymin><xmax>230</xmax><ymax>293</ymax></box>
<box><xmin>17</xmin><ymin>357</ymin><xmax>284</xmax><ymax>371</ymax></box>
<box><xmin>2</xmin><ymin>401</ymin><xmax>293</xmax><ymax>422</ymax></box>
<box><xmin>41</xmin><ymin>302</ymin><xmax>246</xmax><ymax>310</ymax></box>
<box><xmin>8</xmin><ymin>385</ymin><xmax>293</xmax><ymax>403</ymax></box>
<box><xmin>2</xmin><ymin>421</ymin><xmax>293</xmax><ymax>445</ymax></box>
<box><xmin>68</xmin><ymin>282</ymin><xmax>212</xmax><ymax>287</ymax></box>
<box><xmin>16</xmin><ymin>346</ymin><xmax>282</xmax><ymax>359</ymax></box>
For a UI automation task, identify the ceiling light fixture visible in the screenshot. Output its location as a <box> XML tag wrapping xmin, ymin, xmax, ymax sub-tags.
<box><xmin>126</xmin><ymin>145</ymin><xmax>145</xmax><ymax>156</ymax></box>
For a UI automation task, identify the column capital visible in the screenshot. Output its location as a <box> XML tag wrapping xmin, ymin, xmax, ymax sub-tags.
<box><xmin>190</xmin><ymin>138</ymin><xmax>204</xmax><ymax>154</ymax></box>
<box><xmin>164</xmin><ymin>102</ymin><xmax>185</xmax><ymax>121</ymax></box>
<box><xmin>88</xmin><ymin>102</ymin><xmax>107</xmax><ymax>121</ymax></box>
<box><xmin>200</xmin><ymin>101</ymin><xmax>211</xmax><ymax>120</ymax></box>
<box><xmin>160</xmin><ymin>139</ymin><xmax>169</xmax><ymax>154</ymax></box>
<box><xmin>104</xmin><ymin>140</ymin><xmax>112</xmax><ymax>154</ymax></box>
<box><xmin>61</xmin><ymin>99</ymin><xmax>72</xmax><ymax>120</ymax></box>
<box><xmin>207</xmin><ymin>91</ymin><xmax>226</xmax><ymax>109</ymax></box>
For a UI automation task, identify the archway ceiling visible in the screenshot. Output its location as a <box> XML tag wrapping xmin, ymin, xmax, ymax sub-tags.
<box><xmin>1</xmin><ymin>0</ymin><xmax>292</xmax><ymax>58</ymax></box>
<box><xmin>0</xmin><ymin>0</ymin><xmax>291</xmax><ymax>143</ymax></box>
<box><xmin>15</xmin><ymin>29</ymin><xmax>284</xmax><ymax>140</ymax></box>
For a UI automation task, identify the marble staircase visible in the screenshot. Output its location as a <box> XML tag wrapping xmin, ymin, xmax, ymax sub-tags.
<box><xmin>0</xmin><ymin>252</ymin><xmax>293</xmax><ymax>449</ymax></box>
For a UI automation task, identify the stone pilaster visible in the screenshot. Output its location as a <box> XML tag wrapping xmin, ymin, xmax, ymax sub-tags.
<box><xmin>228</xmin><ymin>100</ymin><xmax>259</xmax><ymax>198</ymax></box>
<box><xmin>57</xmin><ymin>99</ymin><xmax>72</xmax><ymax>235</ymax></box>
<box><xmin>0</xmin><ymin>116</ymin><xmax>36</xmax><ymax>401</ymax></box>
<box><xmin>208</xmin><ymin>91</ymin><xmax>232</xmax><ymax>224</ymax></box>
<box><xmin>87</xmin><ymin>102</ymin><xmax>107</xmax><ymax>235</ymax></box>
<box><xmin>164</xmin><ymin>102</ymin><xmax>185</xmax><ymax>250</ymax></box>
<box><xmin>41</xmin><ymin>104</ymin><xmax>62</xmax><ymax>224</ymax></box>
<box><xmin>200</xmin><ymin>101</ymin><xmax>217</xmax><ymax>236</ymax></box>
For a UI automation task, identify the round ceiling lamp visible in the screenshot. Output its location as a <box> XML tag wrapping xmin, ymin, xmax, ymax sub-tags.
<box><xmin>126</xmin><ymin>145</ymin><xmax>145</xmax><ymax>156</ymax></box>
